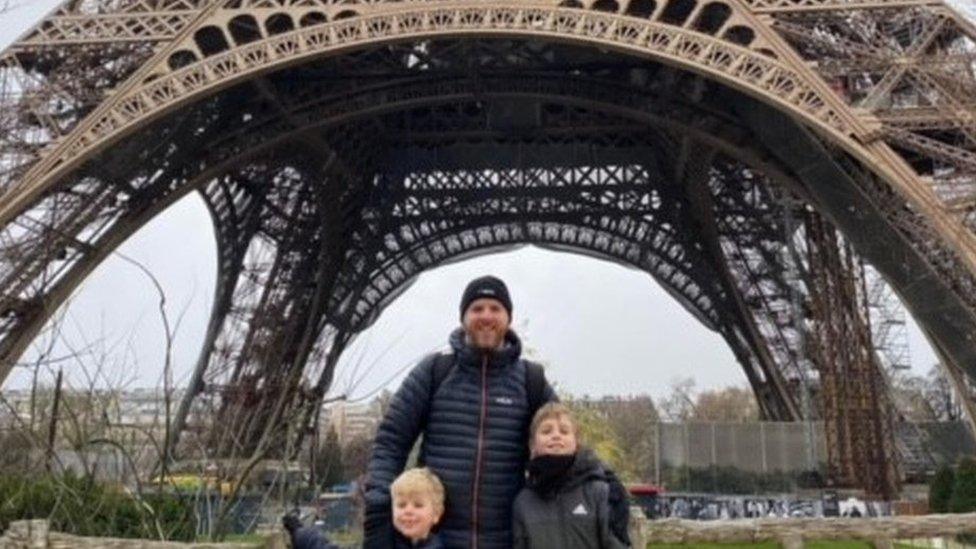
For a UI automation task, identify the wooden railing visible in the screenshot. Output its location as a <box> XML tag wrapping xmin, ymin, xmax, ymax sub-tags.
<box><xmin>0</xmin><ymin>520</ymin><xmax>287</xmax><ymax>549</ymax></box>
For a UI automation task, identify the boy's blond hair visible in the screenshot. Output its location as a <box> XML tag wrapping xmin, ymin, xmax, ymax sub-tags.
<box><xmin>529</xmin><ymin>402</ymin><xmax>580</xmax><ymax>441</ymax></box>
<box><xmin>391</xmin><ymin>467</ymin><xmax>446</xmax><ymax>516</ymax></box>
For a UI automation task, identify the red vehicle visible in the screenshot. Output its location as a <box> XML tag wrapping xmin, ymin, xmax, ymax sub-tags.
<box><xmin>627</xmin><ymin>484</ymin><xmax>664</xmax><ymax>518</ymax></box>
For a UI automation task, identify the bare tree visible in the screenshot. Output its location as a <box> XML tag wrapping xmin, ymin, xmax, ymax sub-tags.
<box><xmin>656</xmin><ymin>377</ymin><xmax>698</xmax><ymax>422</ymax></box>
<box><xmin>924</xmin><ymin>365</ymin><xmax>963</xmax><ymax>421</ymax></box>
<box><xmin>599</xmin><ymin>395</ymin><xmax>658</xmax><ymax>482</ymax></box>
<box><xmin>887</xmin><ymin>372</ymin><xmax>939</xmax><ymax>421</ymax></box>
<box><xmin>0</xmin><ymin>250</ymin><xmax>214</xmax><ymax>541</ymax></box>
<box><xmin>341</xmin><ymin>432</ymin><xmax>373</xmax><ymax>481</ymax></box>
<box><xmin>691</xmin><ymin>386</ymin><xmax>760</xmax><ymax>422</ymax></box>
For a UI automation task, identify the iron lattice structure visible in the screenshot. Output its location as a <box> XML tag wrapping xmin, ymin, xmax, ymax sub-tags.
<box><xmin>2</xmin><ymin>0</ymin><xmax>976</xmax><ymax>497</ymax></box>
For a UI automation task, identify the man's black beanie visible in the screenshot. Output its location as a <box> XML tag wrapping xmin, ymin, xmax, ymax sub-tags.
<box><xmin>460</xmin><ymin>275</ymin><xmax>512</xmax><ymax>320</ymax></box>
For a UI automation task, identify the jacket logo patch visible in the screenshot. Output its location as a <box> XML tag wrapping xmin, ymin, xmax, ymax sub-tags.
<box><xmin>495</xmin><ymin>397</ymin><xmax>514</xmax><ymax>405</ymax></box>
<box><xmin>572</xmin><ymin>503</ymin><xmax>588</xmax><ymax>516</ymax></box>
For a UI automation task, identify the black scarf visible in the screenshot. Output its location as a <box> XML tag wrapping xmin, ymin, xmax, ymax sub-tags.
<box><xmin>527</xmin><ymin>453</ymin><xmax>576</xmax><ymax>498</ymax></box>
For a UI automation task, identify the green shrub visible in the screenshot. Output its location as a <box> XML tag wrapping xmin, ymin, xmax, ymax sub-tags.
<box><xmin>928</xmin><ymin>464</ymin><xmax>954</xmax><ymax>513</ymax></box>
<box><xmin>0</xmin><ymin>473</ymin><xmax>195</xmax><ymax>541</ymax></box>
<box><xmin>948</xmin><ymin>456</ymin><xmax>976</xmax><ymax>513</ymax></box>
<box><xmin>948</xmin><ymin>457</ymin><xmax>976</xmax><ymax>545</ymax></box>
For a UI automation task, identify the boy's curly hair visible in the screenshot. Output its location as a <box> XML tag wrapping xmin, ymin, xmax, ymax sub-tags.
<box><xmin>391</xmin><ymin>467</ymin><xmax>446</xmax><ymax>517</ymax></box>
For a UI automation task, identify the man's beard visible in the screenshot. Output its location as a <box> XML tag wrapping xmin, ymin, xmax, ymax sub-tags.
<box><xmin>469</xmin><ymin>326</ymin><xmax>505</xmax><ymax>350</ymax></box>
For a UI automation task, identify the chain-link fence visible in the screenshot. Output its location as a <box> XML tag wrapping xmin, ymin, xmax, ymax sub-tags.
<box><xmin>645</xmin><ymin>421</ymin><xmax>975</xmax><ymax>492</ymax></box>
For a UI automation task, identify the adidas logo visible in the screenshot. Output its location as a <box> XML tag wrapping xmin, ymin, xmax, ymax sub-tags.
<box><xmin>572</xmin><ymin>503</ymin><xmax>588</xmax><ymax>516</ymax></box>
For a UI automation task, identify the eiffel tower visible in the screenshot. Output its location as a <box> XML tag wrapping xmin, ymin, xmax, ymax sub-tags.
<box><xmin>2</xmin><ymin>0</ymin><xmax>976</xmax><ymax>498</ymax></box>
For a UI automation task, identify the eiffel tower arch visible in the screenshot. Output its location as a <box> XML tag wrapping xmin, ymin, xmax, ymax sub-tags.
<box><xmin>2</xmin><ymin>0</ymin><xmax>976</xmax><ymax>497</ymax></box>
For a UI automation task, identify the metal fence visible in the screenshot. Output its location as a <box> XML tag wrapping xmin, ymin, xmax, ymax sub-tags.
<box><xmin>651</xmin><ymin>421</ymin><xmax>974</xmax><ymax>476</ymax></box>
<box><xmin>655</xmin><ymin>422</ymin><xmax>827</xmax><ymax>474</ymax></box>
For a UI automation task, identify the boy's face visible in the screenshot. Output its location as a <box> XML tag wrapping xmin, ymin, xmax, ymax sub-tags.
<box><xmin>531</xmin><ymin>414</ymin><xmax>578</xmax><ymax>457</ymax></box>
<box><xmin>392</xmin><ymin>492</ymin><xmax>441</xmax><ymax>542</ymax></box>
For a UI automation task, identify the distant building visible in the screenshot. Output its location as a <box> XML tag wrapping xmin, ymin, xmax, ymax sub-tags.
<box><xmin>0</xmin><ymin>387</ymin><xmax>199</xmax><ymax>480</ymax></box>
<box><xmin>320</xmin><ymin>399</ymin><xmax>383</xmax><ymax>446</ymax></box>
<box><xmin>1</xmin><ymin>388</ymin><xmax>35</xmax><ymax>425</ymax></box>
<box><xmin>0</xmin><ymin>386</ymin><xmax>191</xmax><ymax>449</ymax></box>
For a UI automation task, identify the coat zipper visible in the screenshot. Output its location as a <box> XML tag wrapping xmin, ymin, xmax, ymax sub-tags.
<box><xmin>560</xmin><ymin>496</ymin><xmax>569</xmax><ymax>548</ymax></box>
<box><xmin>470</xmin><ymin>353</ymin><xmax>489</xmax><ymax>549</ymax></box>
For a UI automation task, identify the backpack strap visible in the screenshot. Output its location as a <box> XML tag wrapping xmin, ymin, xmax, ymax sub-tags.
<box><xmin>429</xmin><ymin>351</ymin><xmax>455</xmax><ymax>410</ymax></box>
<box><xmin>416</xmin><ymin>352</ymin><xmax>455</xmax><ymax>468</ymax></box>
<box><xmin>523</xmin><ymin>359</ymin><xmax>548</xmax><ymax>416</ymax></box>
<box><xmin>604</xmin><ymin>467</ymin><xmax>633</xmax><ymax>546</ymax></box>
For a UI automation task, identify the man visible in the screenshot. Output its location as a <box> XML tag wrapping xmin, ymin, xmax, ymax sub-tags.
<box><xmin>363</xmin><ymin>275</ymin><xmax>556</xmax><ymax>548</ymax></box>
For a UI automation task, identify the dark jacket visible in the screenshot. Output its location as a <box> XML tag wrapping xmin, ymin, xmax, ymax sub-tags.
<box><xmin>364</xmin><ymin>328</ymin><xmax>557</xmax><ymax>549</ymax></box>
<box><xmin>286</xmin><ymin>524</ymin><xmax>339</xmax><ymax>549</ymax></box>
<box><xmin>512</xmin><ymin>448</ymin><xmax>630</xmax><ymax>549</ymax></box>
<box><xmin>406</xmin><ymin>533</ymin><xmax>445</xmax><ymax>548</ymax></box>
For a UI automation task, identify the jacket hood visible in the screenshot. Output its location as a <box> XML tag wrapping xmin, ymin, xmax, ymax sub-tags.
<box><xmin>564</xmin><ymin>447</ymin><xmax>608</xmax><ymax>491</ymax></box>
<box><xmin>449</xmin><ymin>327</ymin><xmax>522</xmax><ymax>369</ymax></box>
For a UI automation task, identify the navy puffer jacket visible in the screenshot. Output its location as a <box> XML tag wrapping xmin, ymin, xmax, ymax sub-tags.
<box><xmin>364</xmin><ymin>328</ymin><xmax>556</xmax><ymax>549</ymax></box>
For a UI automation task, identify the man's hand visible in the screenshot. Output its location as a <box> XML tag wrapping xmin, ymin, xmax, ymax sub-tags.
<box><xmin>363</xmin><ymin>490</ymin><xmax>395</xmax><ymax>548</ymax></box>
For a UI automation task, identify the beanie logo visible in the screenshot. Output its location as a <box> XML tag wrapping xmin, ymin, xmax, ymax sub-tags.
<box><xmin>479</xmin><ymin>289</ymin><xmax>496</xmax><ymax>295</ymax></box>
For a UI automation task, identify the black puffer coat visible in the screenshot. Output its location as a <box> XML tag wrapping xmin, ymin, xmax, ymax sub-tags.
<box><xmin>363</xmin><ymin>328</ymin><xmax>556</xmax><ymax>549</ymax></box>
<box><xmin>512</xmin><ymin>448</ymin><xmax>630</xmax><ymax>549</ymax></box>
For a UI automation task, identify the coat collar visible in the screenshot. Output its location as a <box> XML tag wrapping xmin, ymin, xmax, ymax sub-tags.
<box><xmin>448</xmin><ymin>327</ymin><xmax>522</xmax><ymax>369</ymax></box>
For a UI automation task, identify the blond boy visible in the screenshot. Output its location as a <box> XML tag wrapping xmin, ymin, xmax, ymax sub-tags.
<box><xmin>390</xmin><ymin>467</ymin><xmax>446</xmax><ymax>548</ymax></box>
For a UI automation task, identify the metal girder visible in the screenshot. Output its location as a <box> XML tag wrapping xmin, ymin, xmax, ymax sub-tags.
<box><xmin>181</xmin><ymin>120</ymin><xmax>381</xmax><ymax>457</ymax></box>
<box><xmin>735</xmin><ymin>89</ymin><xmax>976</xmax><ymax>492</ymax></box>
<box><xmin>803</xmin><ymin>213</ymin><xmax>900</xmax><ymax>498</ymax></box>
<box><xmin>733</xmin><ymin>89</ymin><xmax>976</xmax><ymax>360</ymax></box>
<box><xmin>1</xmin><ymin>0</ymin><xmax>975</xmax><ymax>496</ymax></box>
<box><xmin>769</xmin><ymin>3</ymin><xmax>976</xmax><ymax>231</ymax></box>
<box><xmin>0</xmin><ymin>93</ymin><xmax>230</xmax><ymax>384</ymax></box>
<box><xmin>679</xmin><ymin>138</ymin><xmax>802</xmax><ymax>421</ymax></box>
<box><xmin>326</xmin><ymin>161</ymin><xmax>726</xmax><ymax>333</ymax></box>
<box><xmin>749</xmin><ymin>0</ymin><xmax>940</xmax><ymax>14</ymax></box>
<box><xmin>0</xmin><ymin>0</ymin><xmax>207</xmax><ymax>193</ymax></box>
<box><xmin>14</xmin><ymin>12</ymin><xmax>199</xmax><ymax>46</ymax></box>
<box><xmin>169</xmin><ymin>172</ymin><xmax>263</xmax><ymax>455</ymax></box>
<box><xmin>188</xmin><ymin>166</ymin><xmax>344</xmax><ymax>458</ymax></box>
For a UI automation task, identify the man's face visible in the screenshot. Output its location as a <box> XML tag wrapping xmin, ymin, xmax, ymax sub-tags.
<box><xmin>462</xmin><ymin>297</ymin><xmax>510</xmax><ymax>350</ymax></box>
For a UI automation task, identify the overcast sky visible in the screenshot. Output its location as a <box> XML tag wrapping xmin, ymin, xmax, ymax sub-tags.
<box><xmin>4</xmin><ymin>0</ymin><xmax>973</xmax><ymax>401</ymax></box>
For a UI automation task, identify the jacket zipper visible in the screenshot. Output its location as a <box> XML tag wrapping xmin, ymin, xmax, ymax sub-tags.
<box><xmin>470</xmin><ymin>353</ymin><xmax>489</xmax><ymax>549</ymax></box>
<box><xmin>560</xmin><ymin>496</ymin><xmax>569</xmax><ymax>548</ymax></box>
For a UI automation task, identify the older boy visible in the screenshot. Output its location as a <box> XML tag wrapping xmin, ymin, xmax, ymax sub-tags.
<box><xmin>512</xmin><ymin>402</ymin><xmax>629</xmax><ymax>549</ymax></box>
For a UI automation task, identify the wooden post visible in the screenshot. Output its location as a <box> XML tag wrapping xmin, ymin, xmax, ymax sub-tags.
<box><xmin>654</xmin><ymin>422</ymin><xmax>661</xmax><ymax>487</ymax></box>
<box><xmin>45</xmin><ymin>369</ymin><xmax>63</xmax><ymax>473</ymax></box>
